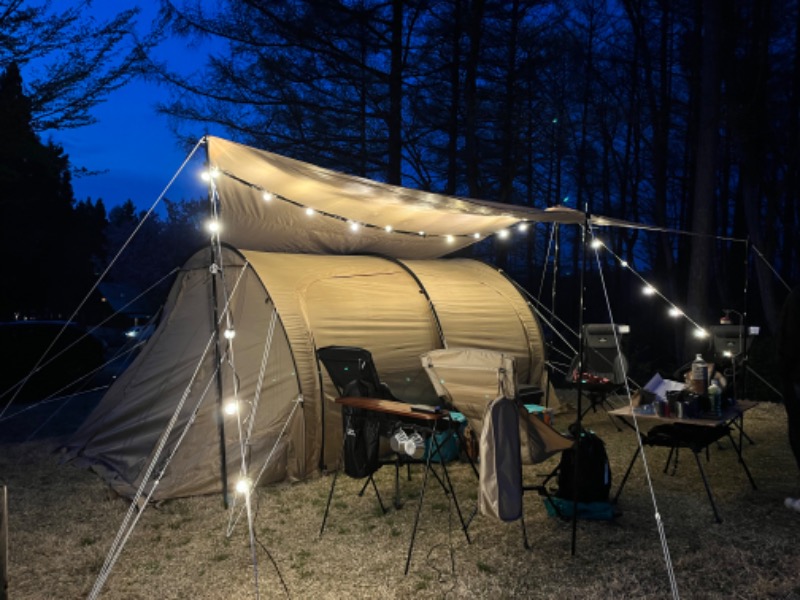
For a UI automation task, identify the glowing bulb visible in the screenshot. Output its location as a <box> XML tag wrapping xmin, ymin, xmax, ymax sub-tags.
<box><xmin>262</xmin><ymin>191</ymin><xmax>274</xmax><ymax>202</ymax></box>
<box><xmin>206</xmin><ymin>219</ymin><xmax>221</xmax><ymax>234</ymax></box>
<box><xmin>620</xmin><ymin>260</ymin><xmax>629</xmax><ymax>268</ymax></box>
<box><xmin>384</xmin><ymin>225</ymin><xmax>393</xmax><ymax>233</ymax></box>
<box><xmin>418</xmin><ymin>231</ymin><xmax>426</xmax><ymax>237</ymax></box>
<box><xmin>590</xmin><ymin>238</ymin><xmax>603</xmax><ymax>249</ymax></box>
<box><xmin>223</xmin><ymin>328</ymin><xmax>236</xmax><ymax>340</ymax></box>
<box><xmin>472</xmin><ymin>232</ymin><xmax>481</xmax><ymax>239</ymax></box>
<box><xmin>668</xmin><ymin>307</ymin><xmax>683</xmax><ymax>318</ymax></box>
<box><xmin>305</xmin><ymin>207</ymin><xmax>315</xmax><ymax>216</ymax></box>
<box><xmin>642</xmin><ymin>285</ymin><xmax>656</xmax><ymax>296</ymax></box>
<box><xmin>200</xmin><ymin>171</ymin><xmax>210</xmax><ymax>182</ymax></box>
<box><xmin>224</xmin><ymin>401</ymin><xmax>239</xmax><ymax>416</ymax></box>
<box><xmin>517</xmin><ymin>222</ymin><xmax>529</xmax><ymax>232</ymax></box>
<box><xmin>497</xmin><ymin>229</ymin><xmax>510</xmax><ymax>240</ymax></box>
<box><xmin>723</xmin><ymin>350</ymin><xmax>733</xmax><ymax>358</ymax></box>
<box><xmin>694</xmin><ymin>328</ymin><xmax>709</xmax><ymax>339</ymax></box>
<box><xmin>349</xmin><ymin>221</ymin><xmax>360</xmax><ymax>232</ymax></box>
<box><xmin>445</xmin><ymin>234</ymin><xmax>455</xmax><ymax>244</ymax></box>
<box><xmin>235</xmin><ymin>478</ymin><xmax>251</xmax><ymax>494</ymax></box>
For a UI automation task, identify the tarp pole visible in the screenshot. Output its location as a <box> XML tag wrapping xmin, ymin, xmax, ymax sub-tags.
<box><xmin>205</xmin><ymin>138</ymin><xmax>229</xmax><ymax>508</ymax></box>
<box><xmin>571</xmin><ymin>207</ymin><xmax>590</xmax><ymax>556</ymax></box>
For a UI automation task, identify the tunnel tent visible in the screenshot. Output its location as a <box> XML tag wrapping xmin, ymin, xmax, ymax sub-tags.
<box><xmin>64</xmin><ymin>245</ymin><xmax>553</xmax><ymax>500</ymax></box>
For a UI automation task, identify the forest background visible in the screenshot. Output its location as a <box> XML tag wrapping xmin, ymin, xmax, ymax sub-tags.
<box><xmin>1</xmin><ymin>0</ymin><xmax>799</xmax><ymax>383</ymax></box>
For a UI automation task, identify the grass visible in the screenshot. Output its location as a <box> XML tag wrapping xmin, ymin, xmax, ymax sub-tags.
<box><xmin>2</xmin><ymin>398</ymin><xmax>800</xmax><ymax>598</ymax></box>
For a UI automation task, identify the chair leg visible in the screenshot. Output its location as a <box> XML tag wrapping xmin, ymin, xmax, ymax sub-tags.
<box><xmin>726</xmin><ymin>431</ymin><xmax>757</xmax><ymax>490</ymax></box>
<box><xmin>520</xmin><ymin>511</ymin><xmax>530</xmax><ymax>550</ymax></box>
<box><xmin>691</xmin><ymin>450</ymin><xmax>722</xmax><ymax>523</ymax></box>
<box><xmin>319</xmin><ymin>469</ymin><xmax>339</xmax><ymax>538</ymax></box>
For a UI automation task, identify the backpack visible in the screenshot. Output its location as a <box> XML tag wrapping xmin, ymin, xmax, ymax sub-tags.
<box><xmin>556</xmin><ymin>427</ymin><xmax>612</xmax><ymax>503</ymax></box>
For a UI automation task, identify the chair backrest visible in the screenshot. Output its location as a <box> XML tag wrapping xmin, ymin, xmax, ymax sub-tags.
<box><xmin>421</xmin><ymin>348</ymin><xmax>572</xmax><ymax>464</ymax></box>
<box><xmin>574</xmin><ymin>324</ymin><xmax>629</xmax><ymax>385</ymax></box>
<box><xmin>317</xmin><ymin>346</ymin><xmax>394</xmax><ymax>399</ymax></box>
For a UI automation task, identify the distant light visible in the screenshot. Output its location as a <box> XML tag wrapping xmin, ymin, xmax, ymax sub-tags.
<box><xmin>206</xmin><ymin>219</ymin><xmax>221</xmax><ymax>234</ymax></box>
<box><xmin>590</xmin><ymin>238</ymin><xmax>603</xmax><ymax>249</ymax></box>
<box><xmin>384</xmin><ymin>225</ymin><xmax>393</xmax><ymax>233</ymax></box>
<box><xmin>642</xmin><ymin>285</ymin><xmax>656</xmax><ymax>296</ymax></box>
<box><xmin>517</xmin><ymin>223</ymin><xmax>529</xmax><ymax>232</ymax></box>
<box><xmin>694</xmin><ymin>328</ymin><xmax>708</xmax><ymax>339</ymax></box>
<box><xmin>552</xmin><ymin>117</ymin><xmax>558</xmax><ymax>124</ymax></box>
<box><xmin>497</xmin><ymin>229</ymin><xmax>510</xmax><ymax>240</ymax></box>
<box><xmin>723</xmin><ymin>350</ymin><xmax>733</xmax><ymax>358</ymax></box>
<box><xmin>668</xmin><ymin>307</ymin><xmax>683</xmax><ymax>318</ymax></box>
<box><xmin>262</xmin><ymin>191</ymin><xmax>274</xmax><ymax>202</ymax></box>
<box><xmin>305</xmin><ymin>207</ymin><xmax>315</xmax><ymax>216</ymax></box>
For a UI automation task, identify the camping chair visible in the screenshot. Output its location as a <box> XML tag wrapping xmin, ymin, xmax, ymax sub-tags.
<box><xmin>317</xmin><ymin>346</ymin><xmax>398</xmax><ymax>532</ymax></box>
<box><xmin>421</xmin><ymin>348</ymin><xmax>575</xmax><ymax>548</ymax></box>
<box><xmin>568</xmin><ymin>324</ymin><xmax>630</xmax><ymax>429</ymax></box>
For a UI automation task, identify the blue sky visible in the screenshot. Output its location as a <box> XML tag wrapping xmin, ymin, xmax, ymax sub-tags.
<box><xmin>44</xmin><ymin>2</ymin><xmax>213</xmax><ymax>212</ymax></box>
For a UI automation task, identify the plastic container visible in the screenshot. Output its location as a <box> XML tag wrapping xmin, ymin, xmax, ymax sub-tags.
<box><xmin>708</xmin><ymin>379</ymin><xmax>722</xmax><ymax>417</ymax></box>
<box><xmin>690</xmin><ymin>354</ymin><xmax>708</xmax><ymax>396</ymax></box>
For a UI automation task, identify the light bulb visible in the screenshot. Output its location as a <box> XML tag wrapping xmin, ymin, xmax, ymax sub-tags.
<box><xmin>472</xmin><ymin>232</ymin><xmax>481</xmax><ymax>239</ymax></box>
<box><xmin>668</xmin><ymin>307</ymin><xmax>683</xmax><ymax>318</ymax></box>
<box><xmin>223</xmin><ymin>401</ymin><xmax>239</xmax><ymax>416</ymax></box>
<box><xmin>418</xmin><ymin>231</ymin><xmax>426</xmax><ymax>236</ymax></box>
<box><xmin>206</xmin><ymin>219</ymin><xmax>221</xmax><ymax>234</ymax></box>
<box><xmin>517</xmin><ymin>223</ymin><xmax>529</xmax><ymax>232</ymax></box>
<box><xmin>262</xmin><ymin>191</ymin><xmax>274</xmax><ymax>202</ymax></box>
<box><xmin>223</xmin><ymin>328</ymin><xmax>236</xmax><ymax>340</ymax></box>
<box><xmin>590</xmin><ymin>238</ymin><xmax>603</xmax><ymax>249</ymax></box>
<box><xmin>349</xmin><ymin>221</ymin><xmax>360</xmax><ymax>232</ymax></box>
<box><xmin>497</xmin><ymin>229</ymin><xmax>510</xmax><ymax>240</ymax></box>
<box><xmin>305</xmin><ymin>207</ymin><xmax>315</xmax><ymax>216</ymax></box>
<box><xmin>235</xmin><ymin>478</ymin><xmax>251</xmax><ymax>494</ymax></box>
<box><xmin>384</xmin><ymin>225</ymin><xmax>393</xmax><ymax>233</ymax></box>
<box><xmin>620</xmin><ymin>260</ymin><xmax>629</xmax><ymax>268</ymax></box>
<box><xmin>445</xmin><ymin>235</ymin><xmax>455</xmax><ymax>243</ymax></box>
<box><xmin>642</xmin><ymin>285</ymin><xmax>656</xmax><ymax>296</ymax></box>
<box><xmin>694</xmin><ymin>328</ymin><xmax>708</xmax><ymax>339</ymax></box>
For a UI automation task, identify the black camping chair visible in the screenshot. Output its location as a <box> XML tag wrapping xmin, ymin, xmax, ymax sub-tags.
<box><xmin>316</xmin><ymin>345</ymin><xmax>397</xmax><ymax>401</ymax></box>
<box><xmin>568</xmin><ymin>324</ymin><xmax>630</xmax><ymax>430</ymax></box>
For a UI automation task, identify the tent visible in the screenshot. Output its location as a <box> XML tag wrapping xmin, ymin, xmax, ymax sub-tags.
<box><xmin>64</xmin><ymin>245</ymin><xmax>552</xmax><ymax>500</ymax></box>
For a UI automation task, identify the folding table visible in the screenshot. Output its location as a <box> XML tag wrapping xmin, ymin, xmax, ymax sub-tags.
<box><xmin>320</xmin><ymin>396</ymin><xmax>474</xmax><ymax>574</ymax></box>
<box><xmin>610</xmin><ymin>401</ymin><xmax>758</xmax><ymax>523</ymax></box>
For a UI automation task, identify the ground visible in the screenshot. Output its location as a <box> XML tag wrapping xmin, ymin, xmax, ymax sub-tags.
<box><xmin>2</xmin><ymin>394</ymin><xmax>800</xmax><ymax>599</ymax></box>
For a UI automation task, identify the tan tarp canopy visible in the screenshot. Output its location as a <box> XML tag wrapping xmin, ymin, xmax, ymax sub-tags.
<box><xmin>65</xmin><ymin>248</ymin><xmax>552</xmax><ymax>499</ymax></box>
<box><xmin>207</xmin><ymin>136</ymin><xmax>649</xmax><ymax>259</ymax></box>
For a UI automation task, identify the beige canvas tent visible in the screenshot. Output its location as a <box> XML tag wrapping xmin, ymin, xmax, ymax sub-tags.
<box><xmin>63</xmin><ymin>136</ymin><xmax>575</xmax><ymax>501</ymax></box>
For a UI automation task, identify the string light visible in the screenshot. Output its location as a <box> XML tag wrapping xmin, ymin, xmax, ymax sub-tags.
<box><xmin>693</xmin><ymin>328</ymin><xmax>709</xmax><ymax>339</ymax></box>
<box><xmin>201</xmin><ymin>167</ymin><xmax>220</xmax><ymax>182</ymax></box>
<box><xmin>224</xmin><ymin>400</ymin><xmax>239</xmax><ymax>416</ymax></box>
<box><xmin>384</xmin><ymin>225</ymin><xmax>393</xmax><ymax>233</ymax></box>
<box><xmin>305</xmin><ymin>207</ymin><xmax>315</xmax><ymax>216</ymax></box>
<box><xmin>235</xmin><ymin>478</ymin><xmax>251</xmax><ymax>494</ymax></box>
<box><xmin>642</xmin><ymin>285</ymin><xmax>656</xmax><ymax>296</ymax></box>
<box><xmin>497</xmin><ymin>229</ymin><xmax>510</xmax><ymax>240</ymax></box>
<box><xmin>472</xmin><ymin>233</ymin><xmax>481</xmax><ymax>239</ymax></box>
<box><xmin>445</xmin><ymin>235</ymin><xmax>455</xmax><ymax>244</ymax></box>
<box><xmin>348</xmin><ymin>221</ymin><xmax>360</xmax><ymax>232</ymax></box>
<box><xmin>262</xmin><ymin>191</ymin><xmax>274</xmax><ymax>202</ymax></box>
<box><xmin>668</xmin><ymin>307</ymin><xmax>683</xmax><ymax>318</ymax></box>
<box><xmin>517</xmin><ymin>222</ymin><xmax>529</xmax><ymax>233</ymax></box>
<box><xmin>590</xmin><ymin>238</ymin><xmax>603</xmax><ymax>249</ymax></box>
<box><xmin>206</xmin><ymin>219</ymin><xmax>221</xmax><ymax>234</ymax></box>
<box><xmin>223</xmin><ymin>328</ymin><xmax>236</xmax><ymax>340</ymax></box>
<box><xmin>418</xmin><ymin>231</ymin><xmax>426</xmax><ymax>236</ymax></box>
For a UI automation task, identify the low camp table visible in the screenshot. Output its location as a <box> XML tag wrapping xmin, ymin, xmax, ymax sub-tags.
<box><xmin>609</xmin><ymin>401</ymin><xmax>758</xmax><ymax>523</ymax></box>
<box><xmin>320</xmin><ymin>396</ymin><xmax>474</xmax><ymax>575</ymax></box>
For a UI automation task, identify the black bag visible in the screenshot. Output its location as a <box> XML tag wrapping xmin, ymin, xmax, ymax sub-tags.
<box><xmin>340</xmin><ymin>378</ymin><xmax>381</xmax><ymax>478</ymax></box>
<box><xmin>556</xmin><ymin>427</ymin><xmax>612</xmax><ymax>503</ymax></box>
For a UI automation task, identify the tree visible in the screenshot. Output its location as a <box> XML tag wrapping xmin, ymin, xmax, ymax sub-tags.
<box><xmin>0</xmin><ymin>0</ymin><xmax>150</xmax><ymax>131</ymax></box>
<box><xmin>0</xmin><ymin>62</ymin><xmax>83</xmax><ymax>319</ymax></box>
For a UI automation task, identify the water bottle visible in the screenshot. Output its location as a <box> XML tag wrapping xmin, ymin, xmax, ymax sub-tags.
<box><xmin>708</xmin><ymin>379</ymin><xmax>722</xmax><ymax>417</ymax></box>
<box><xmin>690</xmin><ymin>354</ymin><xmax>708</xmax><ymax>396</ymax></box>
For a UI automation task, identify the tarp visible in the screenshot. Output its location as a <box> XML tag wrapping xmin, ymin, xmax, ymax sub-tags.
<box><xmin>207</xmin><ymin>136</ymin><xmax>653</xmax><ymax>259</ymax></box>
<box><xmin>64</xmin><ymin>248</ymin><xmax>554</xmax><ymax>499</ymax></box>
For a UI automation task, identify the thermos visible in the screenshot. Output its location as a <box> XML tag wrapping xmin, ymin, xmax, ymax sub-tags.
<box><xmin>690</xmin><ymin>354</ymin><xmax>708</xmax><ymax>395</ymax></box>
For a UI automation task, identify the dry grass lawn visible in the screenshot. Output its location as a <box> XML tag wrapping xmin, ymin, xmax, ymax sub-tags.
<box><xmin>2</xmin><ymin>398</ymin><xmax>800</xmax><ymax>599</ymax></box>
